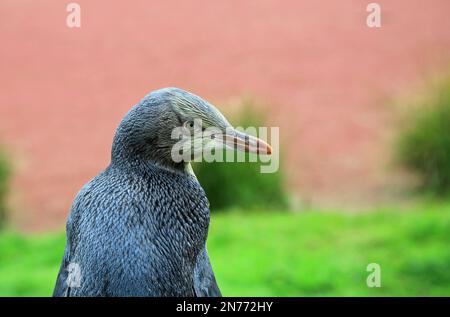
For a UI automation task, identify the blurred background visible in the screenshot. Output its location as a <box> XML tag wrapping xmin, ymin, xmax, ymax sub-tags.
<box><xmin>0</xmin><ymin>0</ymin><xmax>449</xmax><ymax>296</ymax></box>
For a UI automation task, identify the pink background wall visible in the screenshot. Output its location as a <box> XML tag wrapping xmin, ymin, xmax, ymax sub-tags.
<box><xmin>0</xmin><ymin>1</ymin><xmax>449</xmax><ymax>230</ymax></box>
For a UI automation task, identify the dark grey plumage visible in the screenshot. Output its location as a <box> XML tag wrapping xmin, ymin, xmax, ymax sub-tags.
<box><xmin>54</xmin><ymin>88</ymin><xmax>224</xmax><ymax>296</ymax></box>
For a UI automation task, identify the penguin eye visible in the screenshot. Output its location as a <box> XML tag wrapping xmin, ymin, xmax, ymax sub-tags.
<box><xmin>184</xmin><ymin>120</ymin><xmax>206</xmax><ymax>132</ymax></box>
<box><xmin>184</xmin><ymin>121</ymin><xmax>195</xmax><ymax>129</ymax></box>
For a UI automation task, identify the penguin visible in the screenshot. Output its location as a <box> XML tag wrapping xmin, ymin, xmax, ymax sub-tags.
<box><xmin>53</xmin><ymin>88</ymin><xmax>272</xmax><ymax>297</ymax></box>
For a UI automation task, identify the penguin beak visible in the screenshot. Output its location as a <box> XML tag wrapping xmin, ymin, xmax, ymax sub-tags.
<box><xmin>222</xmin><ymin>129</ymin><xmax>272</xmax><ymax>155</ymax></box>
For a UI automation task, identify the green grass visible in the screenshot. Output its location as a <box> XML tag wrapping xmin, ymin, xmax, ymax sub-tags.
<box><xmin>1</xmin><ymin>204</ymin><xmax>450</xmax><ymax>296</ymax></box>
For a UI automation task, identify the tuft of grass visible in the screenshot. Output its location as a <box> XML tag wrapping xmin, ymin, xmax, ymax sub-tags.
<box><xmin>0</xmin><ymin>204</ymin><xmax>449</xmax><ymax>296</ymax></box>
<box><xmin>396</xmin><ymin>78</ymin><xmax>450</xmax><ymax>195</ymax></box>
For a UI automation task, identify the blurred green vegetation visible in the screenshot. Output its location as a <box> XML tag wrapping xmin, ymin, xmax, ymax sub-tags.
<box><xmin>193</xmin><ymin>102</ymin><xmax>288</xmax><ymax>211</ymax></box>
<box><xmin>397</xmin><ymin>78</ymin><xmax>450</xmax><ymax>195</ymax></box>
<box><xmin>0</xmin><ymin>147</ymin><xmax>11</xmax><ymax>229</ymax></box>
<box><xmin>1</xmin><ymin>204</ymin><xmax>449</xmax><ymax>296</ymax></box>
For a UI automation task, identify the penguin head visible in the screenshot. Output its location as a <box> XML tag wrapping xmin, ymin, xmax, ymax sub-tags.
<box><xmin>112</xmin><ymin>87</ymin><xmax>271</xmax><ymax>170</ymax></box>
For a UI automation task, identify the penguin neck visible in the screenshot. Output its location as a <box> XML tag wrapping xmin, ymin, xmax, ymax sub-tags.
<box><xmin>111</xmin><ymin>129</ymin><xmax>190</xmax><ymax>174</ymax></box>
